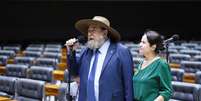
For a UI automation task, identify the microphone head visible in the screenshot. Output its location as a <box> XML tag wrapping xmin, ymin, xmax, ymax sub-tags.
<box><xmin>172</xmin><ymin>34</ymin><xmax>179</xmax><ymax>40</ymax></box>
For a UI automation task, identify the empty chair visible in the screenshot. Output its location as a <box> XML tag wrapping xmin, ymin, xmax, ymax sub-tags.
<box><xmin>0</xmin><ymin>50</ymin><xmax>15</xmax><ymax>58</ymax></box>
<box><xmin>169</xmin><ymin>45</ymin><xmax>187</xmax><ymax>50</ymax></box>
<box><xmin>0</xmin><ymin>55</ymin><xmax>8</xmax><ymax>66</ymax></box>
<box><xmin>194</xmin><ymin>55</ymin><xmax>201</xmax><ymax>61</ymax></box>
<box><xmin>169</xmin><ymin>54</ymin><xmax>191</xmax><ymax>64</ymax></box>
<box><xmin>44</xmin><ymin>48</ymin><xmax>61</xmax><ymax>53</ymax></box>
<box><xmin>168</xmin><ymin>49</ymin><xmax>178</xmax><ymax>54</ymax></box>
<box><xmin>3</xmin><ymin>46</ymin><xmax>21</xmax><ymax>53</ymax></box>
<box><xmin>26</xmin><ymin>47</ymin><xmax>43</xmax><ymax>52</ymax></box>
<box><xmin>14</xmin><ymin>56</ymin><xmax>35</xmax><ymax>66</ymax></box>
<box><xmin>195</xmin><ymin>46</ymin><xmax>201</xmax><ymax>51</ymax></box>
<box><xmin>179</xmin><ymin>50</ymin><xmax>201</xmax><ymax>56</ymax></box>
<box><xmin>35</xmin><ymin>57</ymin><xmax>58</xmax><ymax>69</ymax></box>
<box><xmin>171</xmin><ymin>68</ymin><xmax>184</xmax><ymax>82</ymax></box>
<box><xmin>181</xmin><ymin>43</ymin><xmax>198</xmax><ymax>49</ymax></box>
<box><xmin>181</xmin><ymin>61</ymin><xmax>201</xmax><ymax>73</ymax></box>
<box><xmin>28</xmin><ymin>44</ymin><xmax>44</xmax><ymax>48</ymax></box>
<box><xmin>28</xmin><ymin>66</ymin><xmax>54</xmax><ymax>82</ymax></box>
<box><xmin>43</xmin><ymin>52</ymin><xmax>61</xmax><ymax>59</ymax></box>
<box><xmin>195</xmin><ymin>71</ymin><xmax>201</xmax><ymax>84</ymax></box>
<box><xmin>23</xmin><ymin>51</ymin><xmax>42</xmax><ymax>58</ymax></box>
<box><xmin>5</xmin><ymin>64</ymin><xmax>28</xmax><ymax>78</ymax></box>
<box><xmin>46</xmin><ymin>44</ymin><xmax>62</xmax><ymax>49</ymax></box>
<box><xmin>0</xmin><ymin>76</ymin><xmax>16</xmax><ymax>98</ymax></box>
<box><xmin>171</xmin><ymin>81</ymin><xmax>201</xmax><ymax>101</ymax></box>
<box><xmin>15</xmin><ymin>78</ymin><xmax>45</xmax><ymax>101</ymax></box>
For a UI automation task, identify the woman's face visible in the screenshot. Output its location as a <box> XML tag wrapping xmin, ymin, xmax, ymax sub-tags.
<box><xmin>139</xmin><ymin>34</ymin><xmax>154</xmax><ymax>56</ymax></box>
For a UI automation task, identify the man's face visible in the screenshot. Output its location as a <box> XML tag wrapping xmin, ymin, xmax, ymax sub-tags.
<box><xmin>87</xmin><ymin>24</ymin><xmax>107</xmax><ymax>49</ymax></box>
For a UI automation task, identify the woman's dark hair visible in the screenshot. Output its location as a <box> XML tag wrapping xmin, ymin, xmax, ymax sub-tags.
<box><xmin>144</xmin><ymin>29</ymin><xmax>165</xmax><ymax>53</ymax></box>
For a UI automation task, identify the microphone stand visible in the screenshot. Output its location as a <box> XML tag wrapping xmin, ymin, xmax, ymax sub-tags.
<box><xmin>165</xmin><ymin>43</ymin><xmax>169</xmax><ymax>63</ymax></box>
<box><xmin>66</xmin><ymin>47</ymin><xmax>73</xmax><ymax>101</ymax></box>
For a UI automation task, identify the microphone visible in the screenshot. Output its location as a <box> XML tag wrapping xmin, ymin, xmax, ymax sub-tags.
<box><xmin>65</xmin><ymin>35</ymin><xmax>86</xmax><ymax>47</ymax></box>
<box><xmin>164</xmin><ymin>34</ymin><xmax>179</xmax><ymax>44</ymax></box>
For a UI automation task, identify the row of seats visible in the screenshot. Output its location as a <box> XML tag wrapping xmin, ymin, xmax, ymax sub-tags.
<box><xmin>0</xmin><ymin>76</ymin><xmax>68</xmax><ymax>101</ymax></box>
<box><xmin>171</xmin><ymin>68</ymin><xmax>201</xmax><ymax>84</ymax></box>
<box><xmin>0</xmin><ymin>57</ymin><xmax>59</xmax><ymax>69</ymax></box>
<box><xmin>171</xmin><ymin>81</ymin><xmax>201</xmax><ymax>101</ymax></box>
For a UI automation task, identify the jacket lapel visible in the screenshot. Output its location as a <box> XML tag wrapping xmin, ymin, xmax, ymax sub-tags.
<box><xmin>100</xmin><ymin>43</ymin><xmax>116</xmax><ymax>76</ymax></box>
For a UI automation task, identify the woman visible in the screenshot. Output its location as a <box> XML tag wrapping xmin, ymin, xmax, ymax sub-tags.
<box><xmin>133</xmin><ymin>30</ymin><xmax>172</xmax><ymax>101</ymax></box>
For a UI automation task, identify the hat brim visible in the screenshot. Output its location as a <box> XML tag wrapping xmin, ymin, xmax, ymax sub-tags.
<box><xmin>75</xmin><ymin>19</ymin><xmax>121</xmax><ymax>42</ymax></box>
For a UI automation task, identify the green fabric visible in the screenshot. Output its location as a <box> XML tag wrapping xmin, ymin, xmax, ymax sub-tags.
<box><xmin>133</xmin><ymin>58</ymin><xmax>173</xmax><ymax>101</ymax></box>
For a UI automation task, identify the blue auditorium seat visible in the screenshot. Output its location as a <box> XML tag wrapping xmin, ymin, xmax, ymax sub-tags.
<box><xmin>5</xmin><ymin>64</ymin><xmax>28</xmax><ymax>78</ymax></box>
<box><xmin>181</xmin><ymin>43</ymin><xmax>198</xmax><ymax>49</ymax></box>
<box><xmin>23</xmin><ymin>51</ymin><xmax>41</xmax><ymax>58</ymax></box>
<box><xmin>3</xmin><ymin>46</ymin><xmax>21</xmax><ymax>53</ymax></box>
<box><xmin>179</xmin><ymin>49</ymin><xmax>201</xmax><ymax>56</ymax></box>
<box><xmin>194</xmin><ymin>55</ymin><xmax>201</xmax><ymax>61</ymax></box>
<box><xmin>181</xmin><ymin>61</ymin><xmax>201</xmax><ymax>73</ymax></box>
<box><xmin>171</xmin><ymin>68</ymin><xmax>184</xmax><ymax>82</ymax></box>
<box><xmin>169</xmin><ymin>54</ymin><xmax>191</xmax><ymax>64</ymax></box>
<box><xmin>0</xmin><ymin>50</ymin><xmax>15</xmax><ymax>58</ymax></box>
<box><xmin>0</xmin><ymin>76</ymin><xmax>16</xmax><ymax>99</ymax></box>
<box><xmin>44</xmin><ymin>48</ymin><xmax>61</xmax><ymax>53</ymax></box>
<box><xmin>28</xmin><ymin>66</ymin><xmax>54</xmax><ymax>83</ymax></box>
<box><xmin>171</xmin><ymin>81</ymin><xmax>201</xmax><ymax>101</ymax></box>
<box><xmin>15</xmin><ymin>78</ymin><xmax>45</xmax><ymax>101</ymax></box>
<box><xmin>43</xmin><ymin>52</ymin><xmax>61</xmax><ymax>60</ymax></box>
<box><xmin>0</xmin><ymin>56</ymin><xmax>9</xmax><ymax>66</ymax></box>
<box><xmin>26</xmin><ymin>47</ymin><xmax>43</xmax><ymax>52</ymax></box>
<box><xmin>14</xmin><ymin>56</ymin><xmax>35</xmax><ymax>66</ymax></box>
<box><xmin>34</xmin><ymin>57</ymin><xmax>58</xmax><ymax>69</ymax></box>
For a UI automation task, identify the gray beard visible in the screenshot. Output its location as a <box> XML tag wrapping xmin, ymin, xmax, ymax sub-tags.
<box><xmin>87</xmin><ymin>37</ymin><xmax>106</xmax><ymax>49</ymax></box>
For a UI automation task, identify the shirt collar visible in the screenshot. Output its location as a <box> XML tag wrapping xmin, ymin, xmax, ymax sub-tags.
<box><xmin>98</xmin><ymin>39</ymin><xmax>110</xmax><ymax>54</ymax></box>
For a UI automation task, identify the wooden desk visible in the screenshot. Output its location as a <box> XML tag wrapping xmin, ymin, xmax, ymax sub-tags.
<box><xmin>0</xmin><ymin>96</ymin><xmax>11</xmax><ymax>101</ymax></box>
<box><xmin>169</xmin><ymin>63</ymin><xmax>180</xmax><ymax>68</ymax></box>
<box><xmin>57</xmin><ymin>63</ymin><xmax>67</xmax><ymax>70</ymax></box>
<box><xmin>0</xmin><ymin>66</ymin><xmax>6</xmax><ymax>74</ymax></box>
<box><xmin>45</xmin><ymin>84</ymin><xmax>60</xmax><ymax>96</ymax></box>
<box><xmin>183</xmin><ymin>73</ymin><xmax>196</xmax><ymax>83</ymax></box>
<box><xmin>53</xmin><ymin>70</ymin><xmax>65</xmax><ymax>81</ymax></box>
<box><xmin>7</xmin><ymin>59</ymin><xmax>14</xmax><ymax>64</ymax></box>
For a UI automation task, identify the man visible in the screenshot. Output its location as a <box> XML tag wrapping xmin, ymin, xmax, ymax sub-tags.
<box><xmin>66</xmin><ymin>16</ymin><xmax>133</xmax><ymax>101</ymax></box>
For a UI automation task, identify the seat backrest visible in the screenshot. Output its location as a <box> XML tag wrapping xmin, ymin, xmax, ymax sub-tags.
<box><xmin>15</xmin><ymin>78</ymin><xmax>45</xmax><ymax>101</ymax></box>
<box><xmin>181</xmin><ymin>61</ymin><xmax>201</xmax><ymax>73</ymax></box>
<box><xmin>194</xmin><ymin>55</ymin><xmax>201</xmax><ymax>61</ymax></box>
<box><xmin>0</xmin><ymin>76</ymin><xmax>16</xmax><ymax>95</ymax></box>
<box><xmin>179</xmin><ymin>50</ymin><xmax>201</xmax><ymax>56</ymax></box>
<box><xmin>35</xmin><ymin>57</ymin><xmax>58</xmax><ymax>69</ymax></box>
<box><xmin>172</xmin><ymin>81</ymin><xmax>201</xmax><ymax>101</ymax></box>
<box><xmin>26</xmin><ymin>47</ymin><xmax>43</xmax><ymax>52</ymax></box>
<box><xmin>169</xmin><ymin>54</ymin><xmax>191</xmax><ymax>64</ymax></box>
<box><xmin>23</xmin><ymin>51</ymin><xmax>42</xmax><ymax>58</ymax></box>
<box><xmin>0</xmin><ymin>55</ymin><xmax>8</xmax><ymax>66</ymax></box>
<box><xmin>6</xmin><ymin>64</ymin><xmax>28</xmax><ymax>78</ymax></box>
<box><xmin>28</xmin><ymin>66</ymin><xmax>54</xmax><ymax>82</ymax></box>
<box><xmin>42</xmin><ymin>52</ymin><xmax>61</xmax><ymax>59</ymax></box>
<box><xmin>3</xmin><ymin>46</ymin><xmax>20</xmax><ymax>53</ymax></box>
<box><xmin>171</xmin><ymin>68</ymin><xmax>184</xmax><ymax>81</ymax></box>
<box><xmin>0</xmin><ymin>50</ymin><xmax>15</xmax><ymax>58</ymax></box>
<box><xmin>44</xmin><ymin>48</ymin><xmax>61</xmax><ymax>53</ymax></box>
<box><xmin>14</xmin><ymin>56</ymin><xmax>35</xmax><ymax>66</ymax></box>
<box><xmin>195</xmin><ymin>71</ymin><xmax>201</xmax><ymax>84</ymax></box>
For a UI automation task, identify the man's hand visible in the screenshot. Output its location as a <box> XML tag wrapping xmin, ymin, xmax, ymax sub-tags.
<box><xmin>65</xmin><ymin>38</ymin><xmax>80</xmax><ymax>51</ymax></box>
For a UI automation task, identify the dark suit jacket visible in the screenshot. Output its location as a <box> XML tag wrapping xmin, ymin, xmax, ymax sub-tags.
<box><xmin>68</xmin><ymin>42</ymin><xmax>134</xmax><ymax>101</ymax></box>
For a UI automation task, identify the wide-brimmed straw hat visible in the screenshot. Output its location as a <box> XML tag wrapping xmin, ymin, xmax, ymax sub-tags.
<box><xmin>75</xmin><ymin>16</ymin><xmax>121</xmax><ymax>42</ymax></box>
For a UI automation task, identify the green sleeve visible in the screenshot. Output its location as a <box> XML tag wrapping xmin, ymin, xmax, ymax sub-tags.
<box><xmin>158</xmin><ymin>60</ymin><xmax>173</xmax><ymax>101</ymax></box>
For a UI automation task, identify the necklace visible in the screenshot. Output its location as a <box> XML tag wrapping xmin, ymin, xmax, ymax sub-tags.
<box><xmin>141</xmin><ymin>56</ymin><xmax>160</xmax><ymax>70</ymax></box>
